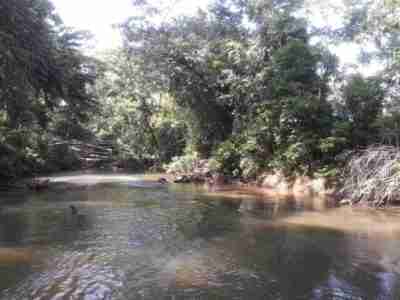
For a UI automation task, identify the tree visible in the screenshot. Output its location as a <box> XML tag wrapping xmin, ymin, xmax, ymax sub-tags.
<box><xmin>121</xmin><ymin>0</ymin><xmax>250</xmax><ymax>156</ymax></box>
<box><xmin>0</xmin><ymin>0</ymin><xmax>98</xmax><ymax>179</ymax></box>
<box><xmin>342</xmin><ymin>74</ymin><xmax>384</xmax><ymax>147</ymax></box>
<box><xmin>117</xmin><ymin>0</ymin><xmax>341</xmax><ymax>175</ymax></box>
<box><xmin>92</xmin><ymin>49</ymin><xmax>186</xmax><ymax>167</ymax></box>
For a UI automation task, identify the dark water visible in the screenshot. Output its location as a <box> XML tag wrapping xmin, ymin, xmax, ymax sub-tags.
<box><xmin>0</xmin><ymin>173</ymin><xmax>400</xmax><ymax>299</ymax></box>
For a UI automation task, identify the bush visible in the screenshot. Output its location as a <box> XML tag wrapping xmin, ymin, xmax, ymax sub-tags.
<box><xmin>342</xmin><ymin>75</ymin><xmax>384</xmax><ymax>147</ymax></box>
<box><xmin>239</xmin><ymin>157</ymin><xmax>260</xmax><ymax>180</ymax></box>
<box><xmin>165</xmin><ymin>153</ymin><xmax>200</xmax><ymax>174</ymax></box>
<box><xmin>213</xmin><ymin>140</ymin><xmax>242</xmax><ymax>176</ymax></box>
<box><xmin>0</xmin><ymin>129</ymin><xmax>52</xmax><ymax>179</ymax></box>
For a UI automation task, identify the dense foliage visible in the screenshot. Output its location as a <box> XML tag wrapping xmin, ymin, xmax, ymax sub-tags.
<box><xmin>3</xmin><ymin>0</ymin><xmax>400</xmax><ymax>197</ymax></box>
<box><xmin>103</xmin><ymin>0</ymin><xmax>394</xmax><ymax>178</ymax></box>
<box><xmin>0</xmin><ymin>0</ymin><xmax>97</xmax><ymax>180</ymax></box>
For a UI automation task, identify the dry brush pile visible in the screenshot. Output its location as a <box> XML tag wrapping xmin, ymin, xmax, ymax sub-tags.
<box><xmin>341</xmin><ymin>146</ymin><xmax>400</xmax><ymax>206</ymax></box>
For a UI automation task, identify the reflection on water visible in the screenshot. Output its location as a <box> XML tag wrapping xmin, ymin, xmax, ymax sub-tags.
<box><xmin>0</xmin><ymin>172</ymin><xmax>400</xmax><ymax>299</ymax></box>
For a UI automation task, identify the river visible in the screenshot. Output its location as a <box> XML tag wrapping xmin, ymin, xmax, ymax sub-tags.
<box><xmin>0</xmin><ymin>172</ymin><xmax>399</xmax><ymax>299</ymax></box>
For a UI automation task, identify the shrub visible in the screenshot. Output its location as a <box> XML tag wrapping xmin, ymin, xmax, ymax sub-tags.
<box><xmin>239</xmin><ymin>157</ymin><xmax>260</xmax><ymax>180</ymax></box>
<box><xmin>213</xmin><ymin>140</ymin><xmax>242</xmax><ymax>176</ymax></box>
<box><xmin>165</xmin><ymin>153</ymin><xmax>200</xmax><ymax>174</ymax></box>
<box><xmin>207</xmin><ymin>158</ymin><xmax>222</xmax><ymax>173</ymax></box>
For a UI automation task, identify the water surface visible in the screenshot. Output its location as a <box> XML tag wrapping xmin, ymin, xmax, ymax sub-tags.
<box><xmin>0</xmin><ymin>172</ymin><xmax>400</xmax><ymax>299</ymax></box>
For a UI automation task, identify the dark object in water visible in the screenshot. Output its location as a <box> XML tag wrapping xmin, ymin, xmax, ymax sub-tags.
<box><xmin>158</xmin><ymin>177</ymin><xmax>169</xmax><ymax>184</ymax></box>
<box><xmin>68</xmin><ymin>205</ymin><xmax>87</xmax><ymax>228</ymax></box>
<box><xmin>174</xmin><ymin>175</ymin><xmax>190</xmax><ymax>183</ymax></box>
<box><xmin>27</xmin><ymin>178</ymin><xmax>50</xmax><ymax>191</ymax></box>
<box><xmin>70</xmin><ymin>205</ymin><xmax>78</xmax><ymax>215</ymax></box>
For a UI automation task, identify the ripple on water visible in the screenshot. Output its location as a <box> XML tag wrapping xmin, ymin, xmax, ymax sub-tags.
<box><xmin>2</xmin><ymin>173</ymin><xmax>400</xmax><ymax>299</ymax></box>
<box><xmin>1</xmin><ymin>251</ymin><xmax>124</xmax><ymax>300</ymax></box>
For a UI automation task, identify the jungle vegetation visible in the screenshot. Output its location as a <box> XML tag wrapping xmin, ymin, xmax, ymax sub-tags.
<box><xmin>2</xmin><ymin>0</ymin><xmax>400</xmax><ymax>204</ymax></box>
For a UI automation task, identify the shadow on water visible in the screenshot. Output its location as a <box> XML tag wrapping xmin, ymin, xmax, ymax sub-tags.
<box><xmin>0</xmin><ymin>172</ymin><xmax>400</xmax><ymax>299</ymax></box>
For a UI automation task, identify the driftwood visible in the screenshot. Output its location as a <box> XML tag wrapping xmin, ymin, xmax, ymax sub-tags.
<box><xmin>341</xmin><ymin>145</ymin><xmax>400</xmax><ymax>206</ymax></box>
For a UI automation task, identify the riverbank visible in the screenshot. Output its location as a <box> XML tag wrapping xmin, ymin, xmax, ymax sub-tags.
<box><xmin>1</xmin><ymin>165</ymin><xmax>391</xmax><ymax>209</ymax></box>
<box><xmin>164</xmin><ymin>166</ymin><xmax>338</xmax><ymax>202</ymax></box>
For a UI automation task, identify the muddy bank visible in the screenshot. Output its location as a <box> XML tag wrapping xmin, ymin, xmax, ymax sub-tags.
<box><xmin>167</xmin><ymin>170</ymin><xmax>337</xmax><ymax>203</ymax></box>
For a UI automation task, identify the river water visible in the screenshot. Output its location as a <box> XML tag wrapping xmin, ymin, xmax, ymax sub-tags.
<box><xmin>0</xmin><ymin>172</ymin><xmax>400</xmax><ymax>299</ymax></box>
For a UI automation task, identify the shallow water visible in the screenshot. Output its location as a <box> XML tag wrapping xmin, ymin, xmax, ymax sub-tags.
<box><xmin>0</xmin><ymin>172</ymin><xmax>400</xmax><ymax>299</ymax></box>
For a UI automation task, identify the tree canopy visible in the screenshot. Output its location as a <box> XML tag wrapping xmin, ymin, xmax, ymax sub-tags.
<box><xmin>2</xmin><ymin>0</ymin><xmax>400</xmax><ymax>181</ymax></box>
<box><xmin>0</xmin><ymin>0</ymin><xmax>98</xmax><ymax>179</ymax></box>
